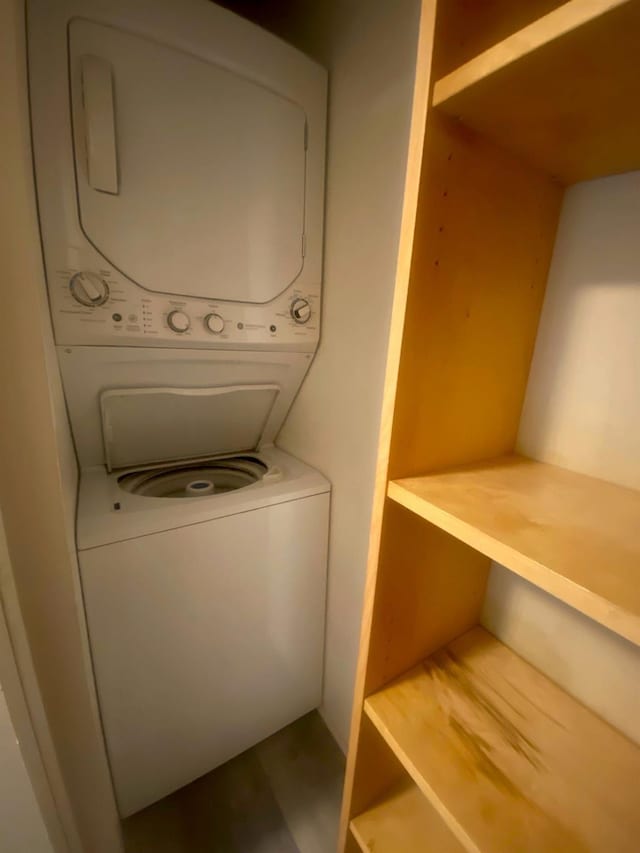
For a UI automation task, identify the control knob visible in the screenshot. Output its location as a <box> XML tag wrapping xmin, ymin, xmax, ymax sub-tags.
<box><xmin>69</xmin><ymin>271</ymin><xmax>109</xmax><ymax>307</ymax></box>
<box><xmin>290</xmin><ymin>297</ymin><xmax>311</xmax><ymax>324</ymax></box>
<box><xmin>167</xmin><ymin>310</ymin><xmax>190</xmax><ymax>333</ymax></box>
<box><xmin>204</xmin><ymin>313</ymin><xmax>225</xmax><ymax>334</ymax></box>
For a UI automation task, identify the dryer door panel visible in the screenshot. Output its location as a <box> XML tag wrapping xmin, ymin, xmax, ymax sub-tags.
<box><xmin>69</xmin><ymin>19</ymin><xmax>306</xmax><ymax>304</ymax></box>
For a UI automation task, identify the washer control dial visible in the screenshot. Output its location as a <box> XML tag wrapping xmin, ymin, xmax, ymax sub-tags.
<box><xmin>167</xmin><ymin>310</ymin><xmax>190</xmax><ymax>333</ymax></box>
<box><xmin>290</xmin><ymin>297</ymin><xmax>311</xmax><ymax>324</ymax></box>
<box><xmin>69</xmin><ymin>271</ymin><xmax>109</xmax><ymax>307</ymax></box>
<box><xmin>204</xmin><ymin>313</ymin><xmax>225</xmax><ymax>334</ymax></box>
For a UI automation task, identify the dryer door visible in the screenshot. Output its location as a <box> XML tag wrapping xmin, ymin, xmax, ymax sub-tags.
<box><xmin>68</xmin><ymin>19</ymin><xmax>306</xmax><ymax>304</ymax></box>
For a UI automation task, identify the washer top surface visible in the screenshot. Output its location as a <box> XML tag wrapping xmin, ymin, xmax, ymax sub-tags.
<box><xmin>77</xmin><ymin>446</ymin><xmax>330</xmax><ymax>550</ymax></box>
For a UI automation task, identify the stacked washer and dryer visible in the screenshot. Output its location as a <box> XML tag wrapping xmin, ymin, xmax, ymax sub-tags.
<box><xmin>28</xmin><ymin>0</ymin><xmax>329</xmax><ymax>817</ymax></box>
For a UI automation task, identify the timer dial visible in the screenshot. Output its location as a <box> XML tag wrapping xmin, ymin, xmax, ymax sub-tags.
<box><xmin>204</xmin><ymin>313</ymin><xmax>225</xmax><ymax>334</ymax></box>
<box><xmin>290</xmin><ymin>297</ymin><xmax>311</xmax><ymax>324</ymax></box>
<box><xmin>69</xmin><ymin>271</ymin><xmax>109</xmax><ymax>307</ymax></box>
<box><xmin>167</xmin><ymin>310</ymin><xmax>191</xmax><ymax>333</ymax></box>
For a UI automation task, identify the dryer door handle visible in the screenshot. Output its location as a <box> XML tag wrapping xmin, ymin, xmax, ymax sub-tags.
<box><xmin>81</xmin><ymin>55</ymin><xmax>119</xmax><ymax>194</ymax></box>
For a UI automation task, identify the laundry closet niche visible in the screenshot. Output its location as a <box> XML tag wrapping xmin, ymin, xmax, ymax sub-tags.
<box><xmin>340</xmin><ymin>1</ymin><xmax>640</xmax><ymax>851</ymax></box>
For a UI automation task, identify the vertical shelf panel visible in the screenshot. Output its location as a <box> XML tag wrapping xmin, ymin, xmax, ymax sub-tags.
<box><xmin>388</xmin><ymin>113</ymin><xmax>562</xmax><ymax>480</ymax></box>
<box><xmin>351</xmin><ymin>779</ymin><xmax>464</xmax><ymax>852</ymax></box>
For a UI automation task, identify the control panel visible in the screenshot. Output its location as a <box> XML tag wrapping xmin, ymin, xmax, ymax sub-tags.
<box><xmin>49</xmin><ymin>254</ymin><xmax>320</xmax><ymax>352</ymax></box>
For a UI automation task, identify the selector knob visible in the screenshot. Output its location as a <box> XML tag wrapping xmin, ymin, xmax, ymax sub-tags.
<box><xmin>290</xmin><ymin>297</ymin><xmax>311</xmax><ymax>324</ymax></box>
<box><xmin>167</xmin><ymin>310</ymin><xmax>190</xmax><ymax>333</ymax></box>
<box><xmin>204</xmin><ymin>313</ymin><xmax>225</xmax><ymax>334</ymax></box>
<box><xmin>69</xmin><ymin>271</ymin><xmax>109</xmax><ymax>307</ymax></box>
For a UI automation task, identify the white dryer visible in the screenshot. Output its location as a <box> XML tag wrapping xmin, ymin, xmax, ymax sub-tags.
<box><xmin>27</xmin><ymin>0</ymin><xmax>329</xmax><ymax>817</ymax></box>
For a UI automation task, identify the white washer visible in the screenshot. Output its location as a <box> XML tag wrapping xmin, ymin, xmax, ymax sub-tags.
<box><xmin>78</xmin><ymin>446</ymin><xmax>329</xmax><ymax>817</ymax></box>
<box><xmin>28</xmin><ymin>0</ymin><xmax>329</xmax><ymax>817</ymax></box>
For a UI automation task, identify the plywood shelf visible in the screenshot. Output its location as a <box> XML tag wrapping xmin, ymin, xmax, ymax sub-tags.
<box><xmin>364</xmin><ymin>627</ymin><xmax>640</xmax><ymax>852</ymax></box>
<box><xmin>388</xmin><ymin>455</ymin><xmax>640</xmax><ymax>645</ymax></box>
<box><xmin>350</xmin><ymin>779</ymin><xmax>464</xmax><ymax>853</ymax></box>
<box><xmin>432</xmin><ymin>0</ymin><xmax>640</xmax><ymax>183</ymax></box>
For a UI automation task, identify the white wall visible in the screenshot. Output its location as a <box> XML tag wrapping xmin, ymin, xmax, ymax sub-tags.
<box><xmin>483</xmin><ymin>171</ymin><xmax>640</xmax><ymax>743</ymax></box>
<box><xmin>269</xmin><ymin>0</ymin><xmax>422</xmax><ymax>749</ymax></box>
<box><xmin>518</xmin><ymin>172</ymin><xmax>640</xmax><ymax>489</ymax></box>
<box><xmin>0</xmin><ymin>685</ymin><xmax>54</xmax><ymax>853</ymax></box>
<box><xmin>0</xmin><ymin>1</ymin><xmax>123</xmax><ymax>848</ymax></box>
<box><xmin>0</xmin><ymin>507</ymin><xmax>70</xmax><ymax>853</ymax></box>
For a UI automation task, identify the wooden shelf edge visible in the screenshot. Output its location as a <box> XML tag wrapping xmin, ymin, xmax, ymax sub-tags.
<box><xmin>362</xmin><ymin>705</ymin><xmax>475</xmax><ymax>853</ymax></box>
<box><xmin>387</xmin><ymin>458</ymin><xmax>640</xmax><ymax>647</ymax></box>
<box><xmin>363</xmin><ymin>627</ymin><xmax>640</xmax><ymax>852</ymax></box>
<box><xmin>432</xmin><ymin>0</ymin><xmax>629</xmax><ymax>107</ymax></box>
<box><xmin>350</xmin><ymin>779</ymin><xmax>464</xmax><ymax>853</ymax></box>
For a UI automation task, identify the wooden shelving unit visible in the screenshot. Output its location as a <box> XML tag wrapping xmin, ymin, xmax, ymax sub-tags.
<box><xmin>433</xmin><ymin>0</ymin><xmax>640</xmax><ymax>183</ymax></box>
<box><xmin>339</xmin><ymin>1</ymin><xmax>640</xmax><ymax>850</ymax></box>
<box><xmin>364</xmin><ymin>628</ymin><xmax>640</xmax><ymax>852</ymax></box>
<box><xmin>350</xmin><ymin>779</ymin><xmax>463</xmax><ymax>853</ymax></box>
<box><xmin>389</xmin><ymin>456</ymin><xmax>640</xmax><ymax>645</ymax></box>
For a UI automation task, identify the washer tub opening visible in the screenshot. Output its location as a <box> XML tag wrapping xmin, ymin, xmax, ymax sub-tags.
<box><xmin>117</xmin><ymin>455</ymin><xmax>268</xmax><ymax>498</ymax></box>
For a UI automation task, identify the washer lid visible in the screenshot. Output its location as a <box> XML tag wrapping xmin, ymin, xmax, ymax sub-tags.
<box><xmin>100</xmin><ymin>385</ymin><xmax>279</xmax><ymax>471</ymax></box>
<box><xmin>69</xmin><ymin>19</ymin><xmax>307</xmax><ymax>304</ymax></box>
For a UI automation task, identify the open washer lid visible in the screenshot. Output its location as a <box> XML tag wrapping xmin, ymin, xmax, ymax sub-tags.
<box><xmin>100</xmin><ymin>384</ymin><xmax>279</xmax><ymax>471</ymax></box>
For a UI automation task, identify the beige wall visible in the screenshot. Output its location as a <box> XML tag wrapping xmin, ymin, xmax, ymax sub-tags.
<box><xmin>224</xmin><ymin>0</ymin><xmax>422</xmax><ymax>748</ymax></box>
<box><xmin>1</xmin><ymin>514</ymin><xmax>57</xmax><ymax>853</ymax></box>
<box><xmin>484</xmin><ymin>171</ymin><xmax>640</xmax><ymax>744</ymax></box>
<box><xmin>1</xmin><ymin>506</ymin><xmax>71</xmax><ymax>853</ymax></box>
<box><xmin>0</xmin><ymin>683</ymin><xmax>53</xmax><ymax>853</ymax></box>
<box><xmin>279</xmin><ymin>0</ymin><xmax>421</xmax><ymax>750</ymax></box>
<box><xmin>0</xmin><ymin>1</ymin><xmax>123</xmax><ymax>849</ymax></box>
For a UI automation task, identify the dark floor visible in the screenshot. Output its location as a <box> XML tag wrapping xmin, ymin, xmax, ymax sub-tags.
<box><xmin>122</xmin><ymin>712</ymin><xmax>345</xmax><ymax>853</ymax></box>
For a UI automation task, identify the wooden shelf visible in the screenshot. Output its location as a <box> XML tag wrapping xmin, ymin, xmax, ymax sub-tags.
<box><xmin>350</xmin><ymin>779</ymin><xmax>463</xmax><ymax>853</ymax></box>
<box><xmin>365</xmin><ymin>627</ymin><xmax>640</xmax><ymax>852</ymax></box>
<box><xmin>432</xmin><ymin>0</ymin><xmax>640</xmax><ymax>183</ymax></box>
<box><xmin>388</xmin><ymin>455</ymin><xmax>640</xmax><ymax>645</ymax></box>
<box><xmin>340</xmin><ymin>3</ymin><xmax>640</xmax><ymax>848</ymax></box>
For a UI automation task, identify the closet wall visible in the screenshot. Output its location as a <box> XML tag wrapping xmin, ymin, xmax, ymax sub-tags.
<box><xmin>0</xmin><ymin>696</ymin><xmax>52</xmax><ymax>853</ymax></box>
<box><xmin>0</xmin><ymin>647</ymin><xmax>54</xmax><ymax>853</ymax></box>
<box><xmin>0</xmin><ymin>1</ymin><xmax>123</xmax><ymax>850</ymax></box>
<box><xmin>484</xmin><ymin>170</ymin><xmax>640</xmax><ymax>743</ymax></box>
<box><xmin>223</xmin><ymin>0</ymin><xmax>423</xmax><ymax>748</ymax></box>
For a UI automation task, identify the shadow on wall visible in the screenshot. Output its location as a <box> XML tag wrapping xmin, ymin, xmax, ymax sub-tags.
<box><xmin>518</xmin><ymin>171</ymin><xmax>640</xmax><ymax>490</ymax></box>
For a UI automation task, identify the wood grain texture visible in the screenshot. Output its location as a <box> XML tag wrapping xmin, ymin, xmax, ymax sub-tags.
<box><xmin>365</xmin><ymin>498</ymin><xmax>489</xmax><ymax>695</ymax></box>
<box><xmin>388</xmin><ymin>111</ymin><xmax>562</xmax><ymax>480</ymax></box>
<box><xmin>350</xmin><ymin>779</ymin><xmax>464</xmax><ymax>853</ymax></box>
<box><xmin>365</xmin><ymin>627</ymin><xmax>640</xmax><ymax>852</ymax></box>
<box><xmin>432</xmin><ymin>0</ymin><xmax>564</xmax><ymax>78</ymax></box>
<box><xmin>340</xmin><ymin>714</ymin><xmax>406</xmax><ymax>836</ymax></box>
<box><xmin>343</xmin><ymin>833</ymin><xmax>361</xmax><ymax>853</ymax></box>
<box><xmin>433</xmin><ymin>0</ymin><xmax>640</xmax><ymax>183</ymax></box>
<box><xmin>337</xmin><ymin>0</ymin><xmax>439</xmax><ymax>847</ymax></box>
<box><xmin>389</xmin><ymin>455</ymin><xmax>640</xmax><ymax>645</ymax></box>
